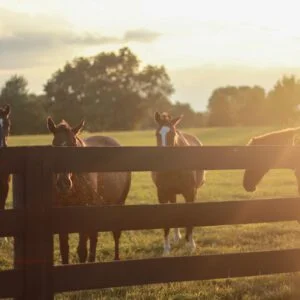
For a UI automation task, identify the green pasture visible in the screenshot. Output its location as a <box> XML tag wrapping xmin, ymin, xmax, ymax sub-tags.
<box><xmin>1</xmin><ymin>126</ymin><xmax>300</xmax><ymax>299</ymax></box>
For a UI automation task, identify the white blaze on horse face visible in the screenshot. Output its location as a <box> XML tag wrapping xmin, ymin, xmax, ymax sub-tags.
<box><xmin>159</xmin><ymin>126</ymin><xmax>171</xmax><ymax>146</ymax></box>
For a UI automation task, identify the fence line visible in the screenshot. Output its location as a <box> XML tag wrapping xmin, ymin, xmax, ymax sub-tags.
<box><xmin>0</xmin><ymin>146</ymin><xmax>299</xmax><ymax>299</ymax></box>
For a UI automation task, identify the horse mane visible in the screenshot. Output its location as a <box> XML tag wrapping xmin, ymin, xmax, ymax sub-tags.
<box><xmin>248</xmin><ymin>127</ymin><xmax>300</xmax><ymax>146</ymax></box>
<box><xmin>76</xmin><ymin>136</ymin><xmax>86</xmax><ymax>147</ymax></box>
<box><xmin>175</xmin><ymin>130</ymin><xmax>190</xmax><ymax>146</ymax></box>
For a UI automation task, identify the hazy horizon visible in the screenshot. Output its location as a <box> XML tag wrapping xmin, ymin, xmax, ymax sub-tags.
<box><xmin>1</xmin><ymin>0</ymin><xmax>300</xmax><ymax>111</ymax></box>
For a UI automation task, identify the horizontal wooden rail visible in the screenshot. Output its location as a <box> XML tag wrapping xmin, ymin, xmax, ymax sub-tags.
<box><xmin>45</xmin><ymin>145</ymin><xmax>300</xmax><ymax>172</ymax></box>
<box><xmin>0</xmin><ymin>209</ymin><xmax>24</xmax><ymax>237</ymax></box>
<box><xmin>0</xmin><ymin>269</ymin><xmax>23</xmax><ymax>298</ymax></box>
<box><xmin>52</xmin><ymin>198</ymin><xmax>300</xmax><ymax>234</ymax></box>
<box><xmin>53</xmin><ymin>248</ymin><xmax>300</xmax><ymax>292</ymax></box>
<box><xmin>1</xmin><ymin>145</ymin><xmax>300</xmax><ymax>173</ymax></box>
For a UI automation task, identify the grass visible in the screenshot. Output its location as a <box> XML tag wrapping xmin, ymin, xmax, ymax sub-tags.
<box><xmin>2</xmin><ymin>126</ymin><xmax>300</xmax><ymax>299</ymax></box>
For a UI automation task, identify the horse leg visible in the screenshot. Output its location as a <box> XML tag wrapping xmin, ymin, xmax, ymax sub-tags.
<box><xmin>0</xmin><ymin>177</ymin><xmax>9</xmax><ymax>210</ymax></box>
<box><xmin>295</xmin><ymin>168</ymin><xmax>300</xmax><ymax>195</ymax></box>
<box><xmin>59</xmin><ymin>233</ymin><xmax>69</xmax><ymax>264</ymax></box>
<box><xmin>158</xmin><ymin>189</ymin><xmax>174</xmax><ymax>256</ymax></box>
<box><xmin>294</xmin><ymin>168</ymin><xmax>300</xmax><ymax>223</ymax></box>
<box><xmin>88</xmin><ymin>231</ymin><xmax>98</xmax><ymax>262</ymax></box>
<box><xmin>77</xmin><ymin>233</ymin><xmax>88</xmax><ymax>263</ymax></box>
<box><xmin>170</xmin><ymin>196</ymin><xmax>181</xmax><ymax>243</ymax></box>
<box><xmin>183</xmin><ymin>189</ymin><xmax>197</xmax><ymax>252</ymax></box>
<box><xmin>0</xmin><ymin>178</ymin><xmax>9</xmax><ymax>243</ymax></box>
<box><xmin>113</xmin><ymin>230</ymin><xmax>121</xmax><ymax>260</ymax></box>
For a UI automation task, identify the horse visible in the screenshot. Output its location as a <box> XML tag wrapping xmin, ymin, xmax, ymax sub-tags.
<box><xmin>47</xmin><ymin>117</ymin><xmax>131</xmax><ymax>264</ymax></box>
<box><xmin>151</xmin><ymin>112</ymin><xmax>205</xmax><ymax>256</ymax></box>
<box><xmin>243</xmin><ymin>127</ymin><xmax>300</xmax><ymax>193</ymax></box>
<box><xmin>0</xmin><ymin>104</ymin><xmax>11</xmax><ymax>210</ymax></box>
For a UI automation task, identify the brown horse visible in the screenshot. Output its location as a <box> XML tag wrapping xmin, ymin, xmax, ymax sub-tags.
<box><xmin>0</xmin><ymin>105</ymin><xmax>11</xmax><ymax>210</ymax></box>
<box><xmin>152</xmin><ymin>112</ymin><xmax>205</xmax><ymax>255</ymax></box>
<box><xmin>243</xmin><ymin>127</ymin><xmax>300</xmax><ymax>193</ymax></box>
<box><xmin>47</xmin><ymin>117</ymin><xmax>131</xmax><ymax>264</ymax></box>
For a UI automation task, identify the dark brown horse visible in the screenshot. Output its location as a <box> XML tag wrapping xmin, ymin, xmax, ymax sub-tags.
<box><xmin>47</xmin><ymin>117</ymin><xmax>131</xmax><ymax>264</ymax></box>
<box><xmin>243</xmin><ymin>127</ymin><xmax>300</xmax><ymax>193</ymax></box>
<box><xmin>0</xmin><ymin>105</ymin><xmax>11</xmax><ymax>210</ymax></box>
<box><xmin>152</xmin><ymin>112</ymin><xmax>205</xmax><ymax>255</ymax></box>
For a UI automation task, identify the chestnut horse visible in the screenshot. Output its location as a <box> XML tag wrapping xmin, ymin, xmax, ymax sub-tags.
<box><xmin>243</xmin><ymin>127</ymin><xmax>300</xmax><ymax>193</ymax></box>
<box><xmin>0</xmin><ymin>105</ymin><xmax>11</xmax><ymax>210</ymax></box>
<box><xmin>47</xmin><ymin>117</ymin><xmax>131</xmax><ymax>264</ymax></box>
<box><xmin>152</xmin><ymin>112</ymin><xmax>205</xmax><ymax>255</ymax></box>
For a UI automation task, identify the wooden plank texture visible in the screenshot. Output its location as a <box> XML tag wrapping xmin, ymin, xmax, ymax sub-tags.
<box><xmin>43</xmin><ymin>145</ymin><xmax>300</xmax><ymax>172</ymax></box>
<box><xmin>0</xmin><ymin>209</ymin><xmax>24</xmax><ymax>237</ymax></box>
<box><xmin>16</xmin><ymin>149</ymin><xmax>54</xmax><ymax>300</ymax></box>
<box><xmin>53</xmin><ymin>248</ymin><xmax>300</xmax><ymax>292</ymax></box>
<box><xmin>52</xmin><ymin>198</ymin><xmax>300</xmax><ymax>234</ymax></box>
<box><xmin>0</xmin><ymin>270</ymin><xmax>23</xmax><ymax>298</ymax></box>
<box><xmin>0</xmin><ymin>145</ymin><xmax>300</xmax><ymax>173</ymax></box>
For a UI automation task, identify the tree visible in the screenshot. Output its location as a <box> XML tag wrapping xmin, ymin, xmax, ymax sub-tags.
<box><xmin>207</xmin><ymin>86</ymin><xmax>238</xmax><ymax>126</ymax></box>
<box><xmin>44</xmin><ymin>47</ymin><xmax>174</xmax><ymax>131</ymax></box>
<box><xmin>207</xmin><ymin>85</ymin><xmax>267</xmax><ymax>126</ymax></box>
<box><xmin>234</xmin><ymin>86</ymin><xmax>266</xmax><ymax>126</ymax></box>
<box><xmin>169</xmin><ymin>102</ymin><xmax>205</xmax><ymax>127</ymax></box>
<box><xmin>266</xmin><ymin>75</ymin><xmax>300</xmax><ymax>125</ymax></box>
<box><xmin>0</xmin><ymin>75</ymin><xmax>47</xmax><ymax>134</ymax></box>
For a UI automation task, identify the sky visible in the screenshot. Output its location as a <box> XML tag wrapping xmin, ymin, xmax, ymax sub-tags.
<box><xmin>1</xmin><ymin>0</ymin><xmax>300</xmax><ymax>111</ymax></box>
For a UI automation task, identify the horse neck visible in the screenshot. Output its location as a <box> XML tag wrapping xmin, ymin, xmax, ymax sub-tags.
<box><xmin>76</xmin><ymin>136</ymin><xmax>86</xmax><ymax>147</ymax></box>
<box><xmin>174</xmin><ymin>131</ymin><xmax>189</xmax><ymax>146</ymax></box>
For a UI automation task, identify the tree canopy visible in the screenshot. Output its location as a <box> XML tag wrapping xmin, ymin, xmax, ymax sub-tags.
<box><xmin>44</xmin><ymin>47</ymin><xmax>174</xmax><ymax>131</ymax></box>
<box><xmin>1</xmin><ymin>48</ymin><xmax>300</xmax><ymax>135</ymax></box>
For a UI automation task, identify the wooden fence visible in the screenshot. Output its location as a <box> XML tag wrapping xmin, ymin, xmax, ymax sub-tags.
<box><xmin>1</xmin><ymin>145</ymin><xmax>300</xmax><ymax>299</ymax></box>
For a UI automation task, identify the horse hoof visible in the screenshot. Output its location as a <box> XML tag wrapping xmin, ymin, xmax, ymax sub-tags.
<box><xmin>163</xmin><ymin>249</ymin><xmax>170</xmax><ymax>256</ymax></box>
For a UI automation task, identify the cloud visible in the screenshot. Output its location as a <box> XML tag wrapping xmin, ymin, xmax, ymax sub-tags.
<box><xmin>0</xmin><ymin>8</ymin><xmax>161</xmax><ymax>69</ymax></box>
<box><xmin>124</xmin><ymin>29</ymin><xmax>161</xmax><ymax>43</ymax></box>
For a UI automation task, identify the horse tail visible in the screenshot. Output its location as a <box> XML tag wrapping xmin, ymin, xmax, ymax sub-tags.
<box><xmin>118</xmin><ymin>171</ymin><xmax>131</xmax><ymax>205</ymax></box>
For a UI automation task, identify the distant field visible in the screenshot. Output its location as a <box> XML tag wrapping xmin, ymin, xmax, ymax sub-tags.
<box><xmin>1</xmin><ymin>126</ymin><xmax>300</xmax><ymax>299</ymax></box>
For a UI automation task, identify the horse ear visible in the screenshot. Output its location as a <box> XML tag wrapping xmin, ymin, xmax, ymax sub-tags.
<box><xmin>154</xmin><ymin>112</ymin><xmax>161</xmax><ymax>124</ymax></box>
<box><xmin>3</xmin><ymin>104</ymin><xmax>10</xmax><ymax>116</ymax></box>
<box><xmin>47</xmin><ymin>117</ymin><xmax>56</xmax><ymax>133</ymax></box>
<box><xmin>171</xmin><ymin>115</ymin><xmax>183</xmax><ymax>126</ymax></box>
<box><xmin>72</xmin><ymin>120</ymin><xmax>85</xmax><ymax>135</ymax></box>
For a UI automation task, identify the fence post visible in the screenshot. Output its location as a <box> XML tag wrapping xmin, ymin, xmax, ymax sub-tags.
<box><xmin>13</xmin><ymin>172</ymin><xmax>25</xmax><ymax>300</ymax></box>
<box><xmin>13</xmin><ymin>148</ymin><xmax>54</xmax><ymax>300</ymax></box>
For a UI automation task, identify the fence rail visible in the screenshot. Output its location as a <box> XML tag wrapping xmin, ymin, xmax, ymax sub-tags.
<box><xmin>53</xmin><ymin>249</ymin><xmax>300</xmax><ymax>293</ymax></box>
<box><xmin>0</xmin><ymin>146</ymin><xmax>300</xmax><ymax>299</ymax></box>
<box><xmin>52</xmin><ymin>197</ymin><xmax>300</xmax><ymax>233</ymax></box>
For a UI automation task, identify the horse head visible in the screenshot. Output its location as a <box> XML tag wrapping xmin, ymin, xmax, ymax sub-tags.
<box><xmin>0</xmin><ymin>105</ymin><xmax>11</xmax><ymax>148</ymax></box>
<box><xmin>154</xmin><ymin>112</ymin><xmax>183</xmax><ymax>147</ymax></box>
<box><xmin>47</xmin><ymin>117</ymin><xmax>85</xmax><ymax>194</ymax></box>
<box><xmin>243</xmin><ymin>128</ymin><xmax>300</xmax><ymax>192</ymax></box>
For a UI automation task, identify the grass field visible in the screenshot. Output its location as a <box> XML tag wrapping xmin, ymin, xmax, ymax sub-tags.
<box><xmin>1</xmin><ymin>126</ymin><xmax>300</xmax><ymax>299</ymax></box>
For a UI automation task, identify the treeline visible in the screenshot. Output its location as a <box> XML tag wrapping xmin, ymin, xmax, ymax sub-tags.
<box><xmin>207</xmin><ymin>76</ymin><xmax>300</xmax><ymax>126</ymax></box>
<box><xmin>0</xmin><ymin>47</ymin><xmax>299</xmax><ymax>135</ymax></box>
